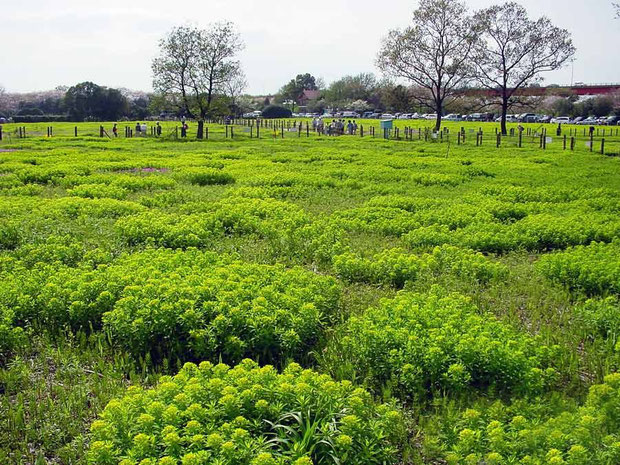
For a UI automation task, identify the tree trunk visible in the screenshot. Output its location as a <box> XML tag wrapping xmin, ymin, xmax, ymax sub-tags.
<box><xmin>197</xmin><ymin>119</ymin><xmax>204</xmax><ymax>139</ymax></box>
<box><xmin>434</xmin><ymin>111</ymin><xmax>442</xmax><ymax>133</ymax></box>
<box><xmin>500</xmin><ymin>96</ymin><xmax>509</xmax><ymax>136</ymax></box>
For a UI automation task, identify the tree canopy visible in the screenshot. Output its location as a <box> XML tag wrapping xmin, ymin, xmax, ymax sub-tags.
<box><xmin>378</xmin><ymin>0</ymin><xmax>476</xmax><ymax>130</ymax></box>
<box><xmin>471</xmin><ymin>2</ymin><xmax>575</xmax><ymax>134</ymax></box>
<box><xmin>64</xmin><ymin>82</ymin><xmax>128</xmax><ymax>121</ymax></box>
<box><xmin>152</xmin><ymin>22</ymin><xmax>245</xmax><ymax>123</ymax></box>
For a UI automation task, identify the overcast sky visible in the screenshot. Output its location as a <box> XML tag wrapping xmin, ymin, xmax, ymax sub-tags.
<box><xmin>1</xmin><ymin>0</ymin><xmax>618</xmax><ymax>95</ymax></box>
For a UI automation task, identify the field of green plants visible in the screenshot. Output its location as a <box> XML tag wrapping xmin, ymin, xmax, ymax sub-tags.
<box><xmin>1</xmin><ymin>121</ymin><xmax>620</xmax><ymax>464</ymax></box>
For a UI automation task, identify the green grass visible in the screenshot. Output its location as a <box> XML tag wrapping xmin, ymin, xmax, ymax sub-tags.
<box><xmin>0</xmin><ymin>121</ymin><xmax>619</xmax><ymax>463</ymax></box>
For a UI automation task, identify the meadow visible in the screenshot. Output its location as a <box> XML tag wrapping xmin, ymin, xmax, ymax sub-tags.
<box><xmin>0</xmin><ymin>120</ymin><xmax>619</xmax><ymax>464</ymax></box>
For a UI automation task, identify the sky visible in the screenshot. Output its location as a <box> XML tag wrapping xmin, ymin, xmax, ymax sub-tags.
<box><xmin>1</xmin><ymin>0</ymin><xmax>618</xmax><ymax>95</ymax></box>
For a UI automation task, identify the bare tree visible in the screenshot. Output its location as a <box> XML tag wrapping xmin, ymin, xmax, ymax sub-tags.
<box><xmin>152</xmin><ymin>22</ymin><xmax>244</xmax><ymax>137</ymax></box>
<box><xmin>472</xmin><ymin>3</ymin><xmax>575</xmax><ymax>135</ymax></box>
<box><xmin>377</xmin><ymin>0</ymin><xmax>475</xmax><ymax>131</ymax></box>
<box><xmin>614</xmin><ymin>3</ymin><xmax>620</xmax><ymax>18</ymax></box>
<box><xmin>223</xmin><ymin>72</ymin><xmax>248</xmax><ymax>116</ymax></box>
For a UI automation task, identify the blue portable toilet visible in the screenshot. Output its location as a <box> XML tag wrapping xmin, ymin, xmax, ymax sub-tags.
<box><xmin>380</xmin><ymin>119</ymin><xmax>393</xmax><ymax>130</ymax></box>
<box><xmin>380</xmin><ymin>119</ymin><xmax>393</xmax><ymax>139</ymax></box>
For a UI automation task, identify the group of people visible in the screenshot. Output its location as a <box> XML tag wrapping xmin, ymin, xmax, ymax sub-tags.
<box><xmin>110</xmin><ymin>122</ymin><xmax>163</xmax><ymax>137</ymax></box>
<box><xmin>312</xmin><ymin>118</ymin><xmax>359</xmax><ymax>136</ymax></box>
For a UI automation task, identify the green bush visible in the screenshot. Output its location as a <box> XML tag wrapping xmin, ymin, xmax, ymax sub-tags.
<box><xmin>68</xmin><ymin>183</ymin><xmax>129</xmax><ymax>200</ymax></box>
<box><xmin>329</xmin><ymin>288</ymin><xmax>558</xmax><ymax>400</ymax></box>
<box><xmin>405</xmin><ymin>214</ymin><xmax>620</xmax><ymax>254</ymax></box>
<box><xmin>3</xmin><ymin>249</ymin><xmax>341</xmax><ymax>363</ymax></box>
<box><xmin>333</xmin><ymin>245</ymin><xmax>507</xmax><ymax>288</ymax></box>
<box><xmin>117</xmin><ymin>197</ymin><xmax>309</xmax><ymax>248</ymax></box>
<box><xmin>537</xmin><ymin>241</ymin><xmax>620</xmax><ymax>295</ymax></box>
<box><xmin>261</xmin><ymin>105</ymin><xmax>292</xmax><ymax>119</ymax></box>
<box><xmin>181</xmin><ymin>168</ymin><xmax>235</xmax><ymax>186</ymax></box>
<box><xmin>87</xmin><ymin>359</ymin><xmax>405</xmax><ymax>465</ymax></box>
<box><xmin>430</xmin><ymin>373</ymin><xmax>620</xmax><ymax>465</ymax></box>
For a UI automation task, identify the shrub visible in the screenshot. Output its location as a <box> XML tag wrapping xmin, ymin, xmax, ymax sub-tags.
<box><xmin>333</xmin><ymin>245</ymin><xmax>507</xmax><ymax>288</ymax></box>
<box><xmin>537</xmin><ymin>241</ymin><xmax>620</xmax><ymax>295</ymax></box>
<box><xmin>4</xmin><ymin>249</ymin><xmax>341</xmax><ymax>363</ymax></box>
<box><xmin>329</xmin><ymin>288</ymin><xmax>558</xmax><ymax>400</ymax></box>
<box><xmin>332</xmin><ymin>207</ymin><xmax>420</xmax><ymax>236</ymax></box>
<box><xmin>87</xmin><ymin>360</ymin><xmax>405</xmax><ymax>465</ymax></box>
<box><xmin>181</xmin><ymin>168</ymin><xmax>235</xmax><ymax>186</ymax></box>
<box><xmin>261</xmin><ymin>105</ymin><xmax>292</xmax><ymax>119</ymax></box>
<box><xmin>118</xmin><ymin>197</ymin><xmax>309</xmax><ymax>248</ymax></box>
<box><xmin>0</xmin><ymin>220</ymin><xmax>20</xmax><ymax>250</ymax></box>
<box><xmin>431</xmin><ymin>373</ymin><xmax>620</xmax><ymax>465</ymax></box>
<box><xmin>12</xmin><ymin>115</ymin><xmax>68</xmax><ymax>123</ymax></box>
<box><xmin>68</xmin><ymin>183</ymin><xmax>129</xmax><ymax>200</ymax></box>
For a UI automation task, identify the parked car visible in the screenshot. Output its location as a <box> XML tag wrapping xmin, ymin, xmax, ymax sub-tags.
<box><xmin>424</xmin><ymin>114</ymin><xmax>438</xmax><ymax>120</ymax></box>
<box><xmin>411</xmin><ymin>113</ymin><xmax>422</xmax><ymax>119</ymax></box>
<box><xmin>578</xmin><ymin>117</ymin><xmax>598</xmax><ymax>125</ymax></box>
<box><xmin>551</xmin><ymin>116</ymin><xmax>571</xmax><ymax>124</ymax></box>
<box><xmin>467</xmin><ymin>113</ymin><xmax>489</xmax><ymax>122</ymax></box>
<box><xmin>518</xmin><ymin>113</ymin><xmax>538</xmax><ymax>123</ymax></box>
<box><xmin>381</xmin><ymin>113</ymin><xmax>395</xmax><ymax>119</ymax></box>
<box><xmin>444</xmin><ymin>114</ymin><xmax>462</xmax><ymax>121</ymax></box>
<box><xmin>242</xmin><ymin>111</ymin><xmax>262</xmax><ymax>118</ymax></box>
<box><xmin>538</xmin><ymin>115</ymin><xmax>552</xmax><ymax>123</ymax></box>
<box><xmin>342</xmin><ymin>111</ymin><xmax>359</xmax><ymax>118</ymax></box>
<box><xmin>398</xmin><ymin>113</ymin><xmax>412</xmax><ymax>119</ymax></box>
<box><xmin>605</xmin><ymin>116</ymin><xmax>620</xmax><ymax>125</ymax></box>
<box><xmin>572</xmin><ymin>116</ymin><xmax>584</xmax><ymax>124</ymax></box>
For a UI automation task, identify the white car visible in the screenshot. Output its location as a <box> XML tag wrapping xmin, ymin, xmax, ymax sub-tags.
<box><xmin>494</xmin><ymin>114</ymin><xmax>518</xmax><ymax>123</ymax></box>
<box><xmin>444</xmin><ymin>114</ymin><xmax>462</xmax><ymax>121</ymax></box>
<box><xmin>381</xmin><ymin>113</ymin><xmax>395</xmax><ymax>119</ymax></box>
<box><xmin>551</xmin><ymin>117</ymin><xmax>571</xmax><ymax>124</ymax></box>
<box><xmin>398</xmin><ymin>114</ymin><xmax>412</xmax><ymax>119</ymax></box>
<box><xmin>342</xmin><ymin>111</ymin><xmax>359</xmax><ymax>118</ymax></box>
<box><xmin>424</xmin><ymin>114</ymin><xmax>438</xmax><ymax>120</ymax></box>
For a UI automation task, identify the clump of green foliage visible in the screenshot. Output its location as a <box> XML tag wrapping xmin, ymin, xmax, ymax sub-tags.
<box><xmin>326</xmin><ymin>288</ymin><xmax>558</xmax><ymax>400</ymax></box>
<box><xmin>180</xmin><ymin>167</ymin><xmax>236</xmax><ymax>186</ymax></box>
<box><xmin>87</xmin><ymin>359</ymin><xmax>406</xmax><ymax>465</ymax></box>
<box><xmin>5</xmin><ymin>249</ymin><xmax>341</xmax><ymax>364</ymax></box>
<box><xmin>425</xmin><ymin>372</ymin><xmax>620</xmax><ymax>465</ymax></box>
<box><xmin>333</xmin><ymin>245</ymin><xmax>507</xmax><ymax>287</ymax></box>
<box><xmin>537</xmin><ymin>240</ymin><xmax>620</xmax><ymax>295</ymax></box>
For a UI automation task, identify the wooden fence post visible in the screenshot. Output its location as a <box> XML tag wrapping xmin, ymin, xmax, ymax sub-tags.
<box><xmin>601</xmin><ymin>139</ymin><xmax>605</xmax><ymax>155</ymax></box>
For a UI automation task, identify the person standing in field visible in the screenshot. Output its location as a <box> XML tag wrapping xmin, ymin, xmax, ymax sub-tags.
<box><xmin>317</xmin><ymin>118</ymin><xmax>324</xmax><ymax>134</ymax></box>
<box><xmin>156</xmin><ymin>122</ymin><xmax>162</xmax><ymax>136</ymax></box>
<box><xmin>135</xmin><ymin>122</ymin><xmax>142</xmax><ymax>136</ymax></box>
<box><xmin>352</xmin><ymin>120</ymin><xmax>358</xmax><ymax>135</ymax></box>
<box><xmin>347</xmin><ymin>120</ymin><xmax>353</xmax><ymax>135</ymax></box>
<box><xmin>112</xmin><ymin>124</ymin><xmax>118</xmax><ymax>137</ymax></box>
